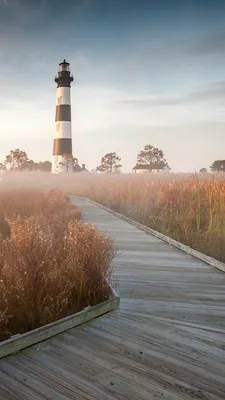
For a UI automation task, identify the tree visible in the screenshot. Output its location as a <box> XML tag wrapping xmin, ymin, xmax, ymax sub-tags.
<box><xmin>20</xmin><ymin>159</ymin><xmax>39</xmax><ymax>171</ymax></box>
<box><xmin>210</xmin><ymin>160</ymin><xmax>225</xmax><ymax>173</ymax></box>
<box><xmin>2</xmin><ymin>150</ymin><xmax>52</xmax><ymax>172</ymax></box>
<box><xmin>59</xmin><ymin>153</ymin><xmax>78</xmax><ymax>172</ymax></box>
<box><xmin>37</xmin><ymin>161</ymin><xmax>52</xmax><ymax>172</ymax></box>
<box><xmin>199</xmin><ymin>168</ymin><xmax>207</xmax><ymax>173</ymax></box>
<box><xmin>4</xmin><ymin>149</ymin><xmax>29</xmax><ymax>171</ymax></box>
<box><xmin>136</xmin><ymin>144</ymin><xmax>167</xmax><ymax>169</ymax></box>
<box><xmin>96</xmin><ymin>152</ymin><xmax>122</xmax><ymax>174</ymax></box>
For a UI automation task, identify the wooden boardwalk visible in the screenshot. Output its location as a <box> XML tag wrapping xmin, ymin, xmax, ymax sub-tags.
<box><xmin>1</xmin><ymin>198</ymin><xmax>225</xmax><ymax>400</ymax></box>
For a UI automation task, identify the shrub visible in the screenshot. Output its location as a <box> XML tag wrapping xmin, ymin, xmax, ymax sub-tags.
<box><xmin>0</xmin><ymin>190</ymin><xmax>114</xmax><ymax>341</ymax></box>
<box><xmin>0</xmin><ymin>215</ymin><xmax>10</xmax><ymax>238</ymax></box>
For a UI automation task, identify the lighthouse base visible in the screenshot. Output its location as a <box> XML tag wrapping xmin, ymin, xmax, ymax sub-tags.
<box><xmin>52</xmin><ymin>155</ymin><xmax>73</xmax><ymax>173</ymax></box>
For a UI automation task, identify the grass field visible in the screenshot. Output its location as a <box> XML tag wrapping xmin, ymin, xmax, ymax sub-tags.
<box><xmin>0</xmin><ymin>189</ymin><xmax>114</xmax><ymax>341</ymax></box>
<box><xmin>77</xmin><ymin>173</ymin><xmax>225</xmax><ymax>263</ymax></box>
<box><xmin>68</xmin><ymin>172</ymin><xmax>225</xmax><ymax>263</ymax></box>
<box><xmin>1</xmin><ymin>171</ymin><xmax>225</xmax><ymax>263</ymax></box>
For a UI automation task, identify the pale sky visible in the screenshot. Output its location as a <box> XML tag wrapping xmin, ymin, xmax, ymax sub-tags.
<box><xmin>0</xmin><ymin>0</ymin><xmax>225</xmax><ymax>172</ymax></box>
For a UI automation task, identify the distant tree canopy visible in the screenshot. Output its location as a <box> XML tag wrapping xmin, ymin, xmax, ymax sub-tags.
<box><xmin>199</xmin><ymin>168</ymin><xmax>207</xmax><ymax>173</ymax></box>
<box><xmin>2</xmin><ymin>149</ymin><xmax>52</xmax><ymax>172</ymax></box>
<box><xmin>4</xmin><ymin>149</ymin><xmax>29</xmax><ymax>170</ymax></box>
<box><xmin>96</xmin><ymin>152</ymin><xmax>122</xmax><ymax>174</ymax></box>
<box><xmin>59</xmin><ymin>153</ymin><xmax>78</xmax><ymax>172</ymax></box>
<box><xmin>21</xmin><ymin>160</ymin><xmax>52</xmax><ymax>172</ymax></box>
<box><xmin>37</xmin><ymin>161</ymin><xmax>52</xmax><ymax>172</ymax></box>
<box><xmin>20</xmin><ymin>160</ymin><xmax>39</xmax><ymax>171</ymax></box>
<box><xmin>210</xmin><ymin>160</ymin><xmax>225</xmax><ymax>173</ymax></box>
<box><xmin>136</xmin><ymin>144</ymin><xmax>167</xmax><ymax>169</ymax></box>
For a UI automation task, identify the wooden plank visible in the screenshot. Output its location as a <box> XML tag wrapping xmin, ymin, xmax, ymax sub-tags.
<box><xmin>0</xmin><ymin>293</ymin><xmax>119</xmax><ymax>360</ymax></box>
<box><xmin>0</xmin><ymin>198</ymin><xmax>225</xmax><ymax>400</ymax></box>
<box><xmin>73</xmin><ymin>196</ymin><xmax>225</xmax><ymax>273</ymax></box>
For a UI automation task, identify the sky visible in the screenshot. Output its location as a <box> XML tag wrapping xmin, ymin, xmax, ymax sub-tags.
<box><xmin>0</xmin><ymin>0</ymin><xmax>225</xmax><ymax>172</ymax></box>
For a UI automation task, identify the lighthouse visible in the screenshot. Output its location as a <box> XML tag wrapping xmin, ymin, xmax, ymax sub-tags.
<box><xmin>52</xmin><ymin>59</ymin><xmax>74</xmax><ymax>173</ymax></box>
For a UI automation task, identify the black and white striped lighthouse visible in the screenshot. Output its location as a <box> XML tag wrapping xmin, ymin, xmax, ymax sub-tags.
<box><xmin>52</xmin><ymin>59</ymin><xmax>74</xmax><ymax>173</ymax></box>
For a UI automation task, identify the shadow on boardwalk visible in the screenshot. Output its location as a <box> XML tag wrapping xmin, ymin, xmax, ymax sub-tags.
<box><xmin>1</xmin><ymin>198</ymin><xmax>225</xmax><ymax>400</ymax></box>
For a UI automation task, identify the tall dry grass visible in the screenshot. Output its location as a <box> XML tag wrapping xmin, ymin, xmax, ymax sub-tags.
<box><xmin>1</xmin><ymin>171</ymin><xmax>225</xmax><ymax>262</ymax></box>
<box><xmin>0</xmin><ymin>189</ymin><xmax>114</xmax><ymax>341</ymax></box>
<box><xmin>73</xmin><ymin>174</ymin><xmax>225</xmax><ymax>263</ymax></box>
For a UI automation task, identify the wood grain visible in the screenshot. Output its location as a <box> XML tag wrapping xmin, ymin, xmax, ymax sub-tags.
<box><xmin>0</xmin><ymin>198</ymin><xmax>225</xmax><ymax>400</ymax></box>
<box><xmin>74</xmin><ymin>196</ymin><xmax>225</xmax><ymax>273</ymax></box>
<box><xmin>0</xmin><ymin>290</ymin><xmax>119</xmax><ymax>359</ymax></box>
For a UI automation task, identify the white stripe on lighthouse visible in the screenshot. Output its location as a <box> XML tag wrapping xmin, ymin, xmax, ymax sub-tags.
<box><xmin>56</xmin><ymin>87</ymin><xmax>71</xmax><ymax>105</ymax></box>
<box><xmin>55</xmin><ymin>121</ymin><xmax>72</xmax><ymax>139</ymax></box>
<box><xmin>52</xmin><ymin>155</ymin><xmax>65</xmax><ymax>173</ymax></box>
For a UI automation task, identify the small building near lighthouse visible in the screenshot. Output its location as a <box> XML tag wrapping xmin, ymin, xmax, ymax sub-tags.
<box><xmin>132</xmin><ymin>163</ymin><xmax>171</xmax><ymax>174</ymax></box>
<box><xmin>73</xmin><ymin>163</ymin><xmax>90</xmax><ymax>174</ymax></box>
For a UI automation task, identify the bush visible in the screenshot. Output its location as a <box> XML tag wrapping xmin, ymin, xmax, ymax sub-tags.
<box><xmin>0</xmin><ymin>190</ymin><xmax>114</xmax><ymax>341</ymax></box>
<box><xmin>0</xmin><ymin>216</ymin><xmax>10</xmax><ymax>238</ymax></box>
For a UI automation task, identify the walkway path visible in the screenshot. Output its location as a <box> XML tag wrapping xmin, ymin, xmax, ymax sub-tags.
<box><xmin>0</xmin><ymin>198</ymin><xmax>225</xmax><ymax>399</ymax></box>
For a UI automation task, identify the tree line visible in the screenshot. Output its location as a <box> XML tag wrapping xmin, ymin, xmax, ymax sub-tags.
<box><xmin>0</xmin><ymin>149</ymin><xmax>52</xmax><ymax>172</ymax></box>
<box><xmin>96</xmin><ymin>144</ymin><xmax>168</xmax><ymax>173</ymax></box>
<box><xmin>0</xmin><ymin>146</ymin><xmax>224</xmax><ymax>173</ymax></box>
<box><xmin>200</xmin><ymin>160</ymin><xmax>225</xmax><ymax>173</ymax></box>
<box><xmin>0</xmin><ymin>144</ymin><xmax>168</xmax><ymax>174</ymax></box>
<box><xmin>95</xmin><ymin>146</ymin><xmax>225</xmax><ymax>174</ymax></box>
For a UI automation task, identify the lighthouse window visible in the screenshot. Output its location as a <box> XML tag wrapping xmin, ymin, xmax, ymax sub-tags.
<box><xmin>59</xmin><ymin>64</ymin><xmax>69</xmax><ymax>72</ymax></box>
<box><xmin>56</xmin><ymin>123</ymin><xmax>60</xmax><ymax>132</ymax></box>
<box><xmin>57</xmin><ymin>96</ymin><xmax>62</xmax><ymax>105</ymax></box>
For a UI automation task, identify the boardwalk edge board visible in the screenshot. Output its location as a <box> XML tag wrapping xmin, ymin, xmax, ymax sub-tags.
<box><xmin>0</xmin><ymin>285</ymin><xmax>119</xmax><ymax>359</ymax></box>
<box><xmin>73</xmin><ymin>197</ymin><xmax>225</xmax><ymax>274</ymax></box>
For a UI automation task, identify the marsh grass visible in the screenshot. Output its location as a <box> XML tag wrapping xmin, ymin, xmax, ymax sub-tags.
<box><xmin>0</xmin><ymin>189</ymin><xmax>114</xmax><ymax>341</ymax></box>
<box><xmin>75</xmin><ymin>174</ymin><xmax>225</xmax><ymax>262</ymax></box>
<box><xmin>1</xmin><ymin>171</ymin><xmax>225</xmax><ymax>272</ymax></box>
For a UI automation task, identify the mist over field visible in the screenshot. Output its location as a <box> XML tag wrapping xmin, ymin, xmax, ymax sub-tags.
<box><xmin>1</xmin><ymin>171</ymin><xmax>225</xmax><ymax>263</ymax></box>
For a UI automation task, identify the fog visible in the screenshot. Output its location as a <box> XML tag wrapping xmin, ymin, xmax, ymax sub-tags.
<box><xmin>0</xmin><ymin>170</ymin><xmax>222</xmax><ymax>197</ymax></box>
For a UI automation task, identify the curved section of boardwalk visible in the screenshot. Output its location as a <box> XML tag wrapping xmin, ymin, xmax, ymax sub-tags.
<box><xmin>1</xmin><ymin>198</ymin><xmax>225</xmax><ymax>400</ymax></box>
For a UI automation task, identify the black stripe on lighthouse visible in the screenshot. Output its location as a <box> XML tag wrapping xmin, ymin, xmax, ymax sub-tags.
<box><xmin>55</xmin><ymin>105</ymin><xmax>71</xmax><ymax>122</ymax></box>
<box><xmin>53</xmin><ymin>138</ymin><xmax>72</xmax><ymax>156</ymax></box>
